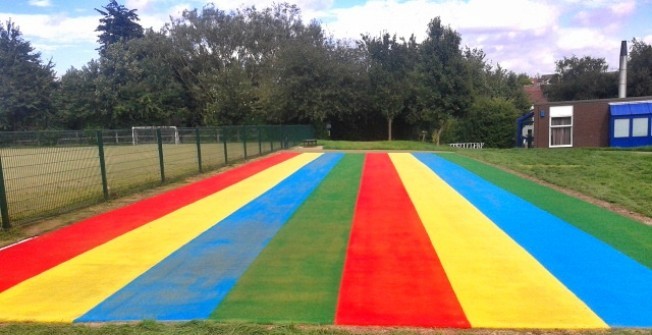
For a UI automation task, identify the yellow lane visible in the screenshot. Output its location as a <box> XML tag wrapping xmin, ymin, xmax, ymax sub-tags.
<box><xmin>0</xmin><ymin>153</ymin><xmax>321</xmax><ymax>323</ymax></box>
<box><xmin>389</xmin><ymin>153</ymin><xmax>607</xmax><ymax>329</ymax></box>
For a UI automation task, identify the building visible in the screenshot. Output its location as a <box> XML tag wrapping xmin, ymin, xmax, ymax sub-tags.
<box><xmin>527</xmin><ymin>96</ymin><xmax>652</xmax><ymax>148</ymax></box>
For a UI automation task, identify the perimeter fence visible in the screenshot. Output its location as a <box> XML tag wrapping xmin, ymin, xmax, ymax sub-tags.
<box><xmin>0</xmin><ymin>125</ymin><xmax>314</xmax><ymax>229</ymax></box>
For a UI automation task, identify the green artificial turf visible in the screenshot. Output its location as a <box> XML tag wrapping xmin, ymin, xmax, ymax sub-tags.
<box><xmin>211</xmin><ymin>154</ymin><xmax>364</xmax><ymax>323</ymax></box>
<box><xmin>441</xmin><ymin>153</ymin><xmax>652</xmax><ymax>269</ymax></box>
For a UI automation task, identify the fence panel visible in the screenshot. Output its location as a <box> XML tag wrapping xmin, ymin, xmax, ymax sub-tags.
<box><xmin>0</xmin><ymin>131</ymin><xmax>104</xmax><ymax>223</ymax></box>
<box><xmin>222</xmin><ymin>126</ymin><xmax>246</xmax><ymax>163</ymax></box>
<box><xmin>199</xmin><ymin>128</ymin><xmax>226</xmax><ymax>171</ymax></box>
<box><xmin>102</xmin><ymin>129</ymin><xmax>162</xmax><ymax>198</ymax></box>
<box><xmin>0</xmin><ymin>125</ymin><xmax>312</xmax><ymax>228</ymax></box>
<box><xmin>163</xmin><ymin>128</ymin><xmax>200</xmax><ymax>181</ymax></box>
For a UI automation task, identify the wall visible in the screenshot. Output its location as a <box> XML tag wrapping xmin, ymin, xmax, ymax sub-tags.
<box><xmin>532</xmin><ymin>96</ymin><xmax>652</xmax><ymax>148</ymax></box>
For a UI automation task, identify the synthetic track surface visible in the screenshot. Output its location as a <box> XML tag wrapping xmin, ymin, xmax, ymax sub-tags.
<box><xmin>0</xmin><ymin>152</ymin><xmax>650</xmax><ymax>328</ymax></box>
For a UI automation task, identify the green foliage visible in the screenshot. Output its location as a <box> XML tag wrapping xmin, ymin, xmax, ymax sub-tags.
<box><xmin>456</xmin><ymin>97</ymin><xmax>520</xmax><ymax>148</ymax></box>
<box><xmin>95</xmin><ymin>0</ymin><xmax>144</xmax><ymax>56</ymax></box>
<box><xmin>362</xmin><ymin>33</ymin><xmax>416</xmax><ymax>140</ymax></box>
<box><xmin>0</xmin><ymin>20</ymin><xmax>57</xmax><ymax>130</ymax></box>
<box><xmin>408</xmin><ymin>17</ymin><xmax>471</xmax><ymax>144</ymax></box>
<box><xmin>628</xmin><ymin>39</ymin><xmax>652</xmax><ymax>97</ymax></box>
<box><xmin>543</xmin><ymin>56</ymin><xmax>618</xmax><ymax>101</ymax></box>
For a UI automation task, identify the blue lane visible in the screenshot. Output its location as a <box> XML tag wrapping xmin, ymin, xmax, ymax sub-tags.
<box><xmin>414</xmin><ymin>153</ymin><xmax>652</xmax><ymax>328</ymax></box>
<box><xmin>76</xmin><ymin>153</ymin><xmax>344</xmax><ymax>322</ymax></box>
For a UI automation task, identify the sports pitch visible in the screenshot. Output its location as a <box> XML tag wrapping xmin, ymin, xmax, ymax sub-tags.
<box><xmin>0</xmin><ymin>152</ymin><xmax>650</xmax><ymax>328</ymax></box>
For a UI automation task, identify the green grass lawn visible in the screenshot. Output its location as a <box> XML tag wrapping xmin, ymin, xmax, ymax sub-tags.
<box><xmin>457</xmin><ymin>148</ymin><xmax>652</xmax><ymax>219</ymax></box>
<box><xmin>319</xmin><ymin>140</ymin><xmax>454</xmax><ymax>151</ymax></box>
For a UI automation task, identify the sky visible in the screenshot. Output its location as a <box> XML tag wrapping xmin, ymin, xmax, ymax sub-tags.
<box><xmin>1</xmin><ymin>0</ymin><xmax>652</xmax><ymax>77</ymax></box>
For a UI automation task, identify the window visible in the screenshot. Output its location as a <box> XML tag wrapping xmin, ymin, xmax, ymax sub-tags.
<box><xmin>614</xmin><ymin>119</ymin><xmax>630</xmax><ymax>138</ymax></box>
<box><xmin>549</xmin><ymin>106</ymin><xmax>573</xmax><ymax>147</ymax></box>
<box><xmin>632</xmin><ymin>117</ymin><xmax>649</xmax><ymax>137</ymax></box>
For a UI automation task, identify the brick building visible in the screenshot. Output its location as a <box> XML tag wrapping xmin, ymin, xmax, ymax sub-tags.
<box><xmin>529</xmin><ymin>96</ymin><xmax>652</xmax><ymax>148</ymax></box>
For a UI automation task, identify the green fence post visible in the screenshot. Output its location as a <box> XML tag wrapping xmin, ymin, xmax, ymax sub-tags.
<box><xmin>242</xmin><ymin>125</ymin><xmax>248</xmax><ymax>160</ymax></box>
<box><xmin>156</xmin><ymin>128</ymin><xmax>165</xmax><ymax>183</ymax></box>
<box><xmin>0</xmin><ymin>154</ymin><xmax>11</xmax><ymax>230</ymax></box>
<box><xmin>270</xmin><ymin>126</ymin><xmax>274</xmax><ymax>152</ymax></box>
<box><xmin>223</xmin><ymin>128</ymin><xmax>228</xmax><ymax>165</ymax></box>
<box><xmin>96</xmin><ymin>131</ymin><xmax>109</xmax><ymax>201</ymax></box>
<box><xmin>258</xmin><ymin>126</ymin><xmax>262</xmax><ymax>155</ymax></box>
<box><xmin>195</xmin><ymin>128</ymin><xmax>203</xmax><ymax>173</ymax></box>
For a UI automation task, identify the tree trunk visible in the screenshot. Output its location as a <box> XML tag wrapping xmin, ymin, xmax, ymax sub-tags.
<box><xmin>387</xmin><ymin>117</ymin><xmax>393</xmax><ymax>141</ymax></box>
<box><xmin>432</xmin><ymin>118</ymin><xmax>448</xmax><ymax>145</ymax></box>
<box><xmin>432</xmin><ymin>128</ymin><xmax>444</xmax><ymax>145</ymax></box>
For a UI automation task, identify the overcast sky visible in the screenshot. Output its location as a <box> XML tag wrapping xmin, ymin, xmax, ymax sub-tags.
<box><xmin>2</xmin><ymin>0</ymin><xmax>652</xmax><ymax>77</ymax></box>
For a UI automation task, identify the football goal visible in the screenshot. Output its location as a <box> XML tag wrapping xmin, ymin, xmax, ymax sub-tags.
<box><xmin>131</xmin><ymin>126</ymin><xmax>180</xmax><ymax>145</ymax></box>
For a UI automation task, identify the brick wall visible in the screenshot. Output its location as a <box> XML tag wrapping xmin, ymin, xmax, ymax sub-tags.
<box><xmin>532</xmin><ymin>97</ymin><xmax>652</xmax><ymax>148</ymax></box>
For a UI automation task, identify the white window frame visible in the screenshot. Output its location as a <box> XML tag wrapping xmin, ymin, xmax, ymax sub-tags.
<box><xmin>549</xmin><ymin>106</ymin><xmax>573</xmax><ymax>148</ymax></box>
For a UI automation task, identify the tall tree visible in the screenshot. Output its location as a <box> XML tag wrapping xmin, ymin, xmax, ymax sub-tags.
<box><xmin>543</xmin><ymin>56</ymin><xmax>617</xmax><ymax>101</ymax></box>
<box><xmin>410</xmin><ymin>17</ymin><xmax>470</xmax><ymax>144</ymax></box>
<box><xmin>362</xmin><ymin>33</ymin><xmax>414</xmax><ymax>141</ymax></box>
<box><xmin>628</xmin><ymin>39</ymin><xmax>652</xmax><ymax>97</ymax></box>
<box><xmin>95</xmin><ymin>0</ymin><xmax>143</xmax><ymax>56</ymax></box>
<box><xmin>0</xmin><ymin>20</ymin><xmax>56</xmax><ymax>130</ymax></box>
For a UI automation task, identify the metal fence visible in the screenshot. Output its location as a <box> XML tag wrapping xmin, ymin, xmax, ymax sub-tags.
<box><xmin>0</xmin><ymin>125</ymin><xmax>314</xmax><ymax>229</ymax></box>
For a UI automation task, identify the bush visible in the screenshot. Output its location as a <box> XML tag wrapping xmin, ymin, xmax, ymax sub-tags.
<box><xmin>456</xmin><ymin>97</ymin><xmax>521</xmax><ymax>148</ymax></box>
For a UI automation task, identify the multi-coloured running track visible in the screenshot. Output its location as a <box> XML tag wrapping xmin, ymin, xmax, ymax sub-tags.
<box><xmin>0</xmin><ymin>152</ymin><xmax>650</xmax><ymax>329</ymax></box>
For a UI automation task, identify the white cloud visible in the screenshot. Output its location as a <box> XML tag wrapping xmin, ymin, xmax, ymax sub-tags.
<box><xmin>28</xmin><ymin>0</ymin><xmax>51</xmax><ymax>7</ymax></box>
<box><xmin>319</xmin><ymin>0</ymin><xmax>557</xmax><ymax>43</ymax></box>
<box><xmin>556</xmin><ymin>28</ymin><xmax>614</xmax><ymax>51</ymax></box>
<box><xmin>2</xmin><ymin>13</ymin><xmax>98</xmax><ymax>44</ymax></box>
<box><xmin>611</xmin><ymin>1</ymin><xmax>636</xmax><ymax>15</ymax></box>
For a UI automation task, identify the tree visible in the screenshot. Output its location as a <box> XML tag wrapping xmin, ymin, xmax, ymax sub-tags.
<box><xmin>543</xmin><ymin>56</ymin><xmax>617</xmax><ymax>101</ymax></box>
<box><xmin>55</xmin><ymin>61</ymin><xmax>101</xmax><ymax>129</ymax></box>
<box><xmin>628</xmin><ymin>39</ymin><xmax>652</xmax><ymax>97</ymax></box>
<box><xmin>362</xmin><ymin>33</ymin><xmax>414</xmax><ymax>141</ymax></box>
<box><xmin>410</xmin><ymin>17</ymin><xmax>471</xmax><ymax>144</ymax></box>
<box><xmin>456</xmin><ymin>97</ymin><xmax>520</xmax><ymax>148</ymax></box>
<box><xmin>0</xmin><ymin>20</ymin><xmax>56</xmax><ymax>130</ymax></box>
<box><xmin>95</xmin><ymin>0</ymin><xmax>143</xmax><ymax>56</ymax></box>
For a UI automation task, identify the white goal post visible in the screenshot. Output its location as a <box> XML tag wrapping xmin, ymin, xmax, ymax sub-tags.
<box><xmin>131</xmin><ymin>126</ymin><xmax>180</xmax><ymax>145</ymax></box>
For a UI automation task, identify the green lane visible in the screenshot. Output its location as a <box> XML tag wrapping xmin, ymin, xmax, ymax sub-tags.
<box><xmin>212</xmin><ymin>154</ymin><xmax>364</xmax><ymax>323</ymax></box>
<box><xmin>441</xmin><ymin>153</ymin><xmax>652</xmax><ymax>269</ymax></box>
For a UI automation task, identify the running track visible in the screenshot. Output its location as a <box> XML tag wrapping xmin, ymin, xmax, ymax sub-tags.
<box><xmin>0</xmin><ymin>152</ymin><xmax>650</xmax><ymax>328</ymax></box>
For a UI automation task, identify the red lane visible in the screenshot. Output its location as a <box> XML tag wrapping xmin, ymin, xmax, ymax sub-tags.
<box><xmin>335</xmin><ymin>153</ymin><xmax>469</xmax><ymax>327</ymax></box>
<box><xmin>0</xmin><ymin>152</ymin><xmax>297</xmax><ymax>293</ymax></box>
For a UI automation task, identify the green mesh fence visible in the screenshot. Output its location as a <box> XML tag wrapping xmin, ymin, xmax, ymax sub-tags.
<box><xmin>0</xmin><ymin>125</ymin><xmax>314</xmax><ymax>228</ymax></box>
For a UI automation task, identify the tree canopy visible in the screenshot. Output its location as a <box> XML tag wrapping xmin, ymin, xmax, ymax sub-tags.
<box><xmin>0</xmin><ymin>20</ymin><xmax>56</xmax><ymax>130</ymax></box>
<box><xmin>95</xmin><ymin>0</ymin><xmax>144</xmax><ymax>56</ymax></box>
<box><xmin>628</xmin><ymin>39</ymin><xmax>652</xmax><ymax>97</ymax></box>
<box><xmin>19</xmin><ymin>1</ymin><xmax>652</xmax><ymax>147</ymax></box>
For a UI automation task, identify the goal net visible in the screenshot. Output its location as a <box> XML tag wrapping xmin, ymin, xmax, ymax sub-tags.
<box><xmin>131</xmin><ymin>126</ymin><xmax>180</xmax><ymax>145</ymax></box>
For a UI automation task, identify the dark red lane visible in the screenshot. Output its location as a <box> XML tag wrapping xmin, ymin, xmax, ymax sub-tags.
<box><xmin>0</xmin><ymin>152</ymin><xmax>297</xmax><ymax>293</ymax></box>
<box><xmin>335</xmin><ymin>153</ymin><xmax>469</xmax><ymax>327</ymax></box>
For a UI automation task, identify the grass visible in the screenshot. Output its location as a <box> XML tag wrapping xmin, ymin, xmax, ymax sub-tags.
<box><xmin>320</xmin><ymin>140</ymin><xmax>453</xmax><ymax>151</ymax></box>
<box><xmin>0</xmin><ymin>322</ymin><xmax>650</xmax><ymax>335</ymax></box>
<box><xmin>457</xmin><ymin>148</ymin><xmax>652</xmax><ymax>219</ymax></box>
<box><xmin>0</xmin><ymin>142</ymin><xmax>269</xmax><ymax>225</ymax></box>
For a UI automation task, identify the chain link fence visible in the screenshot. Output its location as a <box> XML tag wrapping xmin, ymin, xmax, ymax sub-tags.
<box><xmin>0</xmin><ymin>125</ymin><xmax>314</xmax><ymax>229</ymax></box>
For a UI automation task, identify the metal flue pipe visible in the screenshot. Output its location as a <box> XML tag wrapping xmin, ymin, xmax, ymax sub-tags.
<box><xmin>619</xmin><ymin>40</ymin><xmax>627</xmax><ymax>98</ymax></box>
